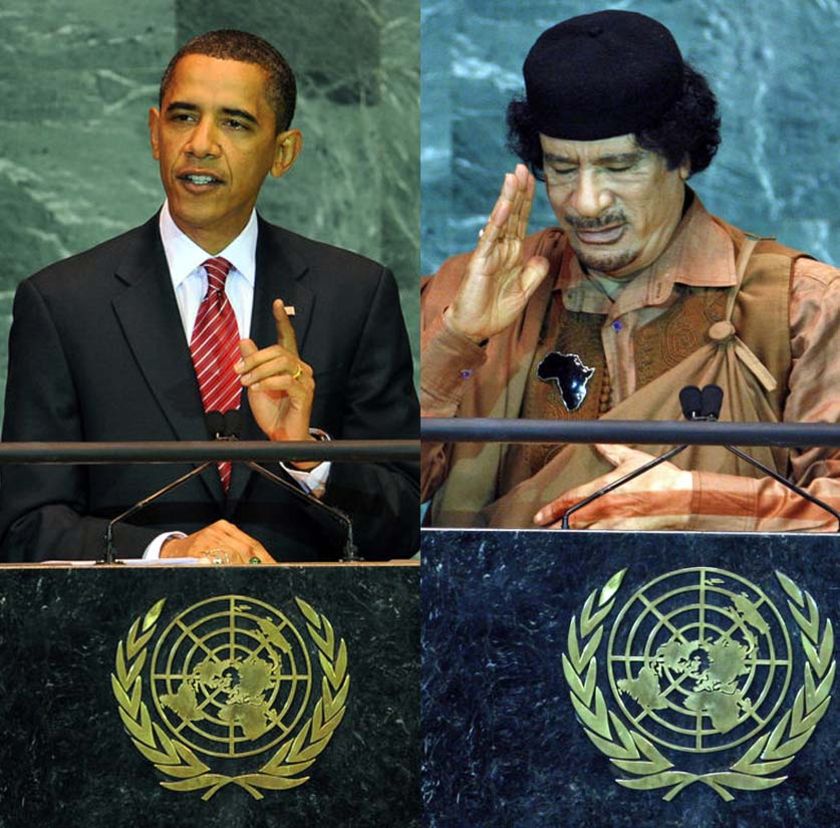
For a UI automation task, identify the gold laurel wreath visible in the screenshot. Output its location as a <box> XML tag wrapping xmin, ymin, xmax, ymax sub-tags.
<box><xmin>563</xmin><ymin>569</ymin><xmax>835</xmax><ymax>801</ymax></box>
<box><xmin>111</xmin><ymin>596</ymin><xmax>349</xmax><ymax>801</ymax></box>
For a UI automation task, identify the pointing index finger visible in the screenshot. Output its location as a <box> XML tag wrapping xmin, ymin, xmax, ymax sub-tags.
<box><xmin>273</xmin><ymin>299</ymin><xmax>299</xmax><ymax>356</ymax></box>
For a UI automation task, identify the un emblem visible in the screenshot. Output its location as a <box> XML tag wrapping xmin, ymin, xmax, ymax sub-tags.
<box><xmin>111</xmin><ymin>595</ymin><xmax>349</xmax><ymax>800</ymax></box>
<box><xmin>563</xmin><ymin>568</ymin><xmax>834</xmax><ymax>800</ymax></box>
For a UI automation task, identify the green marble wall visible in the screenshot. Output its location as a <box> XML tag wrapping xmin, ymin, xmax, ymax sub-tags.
<box><xmin>0</xmin><ymin>0</ymin><xmax>419</xmax><ymax>415</ymax></box>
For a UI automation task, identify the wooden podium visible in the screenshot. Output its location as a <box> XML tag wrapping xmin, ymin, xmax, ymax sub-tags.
<box><xmin>0</xmin><ymin>561</ymin><xmax>419</xmax><ymax>827</ymax></box>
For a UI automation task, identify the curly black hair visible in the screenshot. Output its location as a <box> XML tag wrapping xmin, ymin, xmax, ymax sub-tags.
<box><xmin>159</xmin><ymin>30</ymin><xmax>297</xmax><ymax>133</ymax></box>
<box><xmin>506</xmin><ymin>63</ymin><xmax>720</xmax><ymax>178</ymax></box>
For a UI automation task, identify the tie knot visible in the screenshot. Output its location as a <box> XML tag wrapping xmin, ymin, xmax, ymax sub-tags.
<box><xmin>203</xmin><ymin>257</ymin><xmax>232</xmax><ymax>293</ymax></box>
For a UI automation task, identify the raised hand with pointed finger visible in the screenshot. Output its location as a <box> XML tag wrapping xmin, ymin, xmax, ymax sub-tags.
<box><xmin>235</xmin><ymin>298</ymin><xmax>315</xmax><ymax>445</ymax></box>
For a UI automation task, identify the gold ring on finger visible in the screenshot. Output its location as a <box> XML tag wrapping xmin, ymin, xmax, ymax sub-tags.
<box><xmin>292</xmin><ymin>363</ymin><xmax>303</xmax><ymax>381</ymax></box>
<box><xmin>249</xmin><ymin>556</ymin><xmax>262</xmax><ymax>565</ymax></box>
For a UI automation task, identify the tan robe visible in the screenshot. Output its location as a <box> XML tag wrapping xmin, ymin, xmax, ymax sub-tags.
<box><xmin>422</xmin><ymin>210</ymin><xmax>805</xmax><ymax>529</ymax></box>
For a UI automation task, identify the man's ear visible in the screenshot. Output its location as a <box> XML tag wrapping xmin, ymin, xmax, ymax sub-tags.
<box><xmin>149</xmin><ymin>108</ymin><xmax>161</xmax><ymax>160</ymax></box>
<box><xmin>271</xmin><ymin>129</ymin><xmax>302</xmax><ymax>178</ymax></box>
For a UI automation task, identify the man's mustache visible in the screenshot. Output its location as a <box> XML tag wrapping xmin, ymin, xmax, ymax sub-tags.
<box><xmin>563</xmin><ymin>212</ymin><xmax>627</xmax><ymax>230</ymax></box>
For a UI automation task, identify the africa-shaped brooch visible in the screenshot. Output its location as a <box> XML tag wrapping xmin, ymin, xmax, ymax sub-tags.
<box><xmin>537</xmin><ymin>351</ymin><xmax>595</xmax><ymax>411</ymax></box>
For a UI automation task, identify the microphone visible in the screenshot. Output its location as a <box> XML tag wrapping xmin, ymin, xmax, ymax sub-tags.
<box><xmin>100</xmin><ymin>412</ymin><xmax>268</xmax><ymax>563</ymax></box>
<box><xmin>559</xmin><ymin>387</ymin><xmax>706</xmax><ymax>528</ymax></box>
<box><xmin>678</xmin><ymin>385</ymin><xmax>702</xmax><ymax>420</ymax></box>
<box><xmin>101</xmin><ymin>409</ymin><xmax>241</xmax><ymax>562</ymax></box>
<box><xmin>100</xmin><ymin>460</ymin><xmax>213</xmax><ymax>564</ymax></box>
<box><xmin>691</xmin><ymin>388</ymin><xmax>840</xmax><ymax>530</ymax></box>
<box><xmin>205</xmin><ymin>410</ymin><xmax>241</xmax><ymax>441</ymax></box>
<box><xmin>214</xmin><ymin>412</ymin><xmax>362</xmax><ymax>562</ymax></box>
<box><xmin>101</xmin><ymin>410</ymin><xmax>251</xmax><ymax>562</ymax></box>
<box><xmin>700</xmin><ymin>385</ymin><xmax>723</xmax><ymax>420</ymax></box>
<box><xmin>560</xmin><ymin>385</ymin><xmax>840</xmax><ymax>531</ymax></box>
<box><xmin>100</xmin><ymin>411</ymin><xmax>362</xmax><ymax>562</ymax></box>
<box><xmin>205</xmin><ymin>411</ymin><xmax>224</xmax><ymax>439</ymax></box>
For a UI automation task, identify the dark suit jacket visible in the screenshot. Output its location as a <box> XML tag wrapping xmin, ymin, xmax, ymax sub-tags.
<box><xmin>0</xmin><ymin>215</ymin><xmax>419</xmax><ymax>562</ymax></box>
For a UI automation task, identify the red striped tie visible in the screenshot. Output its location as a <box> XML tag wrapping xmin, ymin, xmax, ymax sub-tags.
<box><xmin>190</xmin><ymin>257</ymin><xmax>241</xmax><ymax>491</ymax></box>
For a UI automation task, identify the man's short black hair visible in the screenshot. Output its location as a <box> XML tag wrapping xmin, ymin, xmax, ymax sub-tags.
<box><xmin>506</xmin><ymin>64</ymin><xmax>721</xmax><ymax>178</ymax></box>
<box><xmin>159</xmin><ymin>29</ymin><xmax>297</xmax><ymax>133</ymax></box>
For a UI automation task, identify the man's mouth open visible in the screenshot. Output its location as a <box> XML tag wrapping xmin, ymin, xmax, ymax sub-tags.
<box><xmin>573</xmin><ymin>224</ymin><xmax>626</xmax><ymax>245</ymax></box>
<box><xmin>178</xmin><ymin>172</ymin><xmax>223</xmax><ymax>191</ymax></box>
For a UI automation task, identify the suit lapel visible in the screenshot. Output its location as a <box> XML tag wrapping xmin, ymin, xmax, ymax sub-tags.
<box><xmin>228</xmin><ymin>219</ymin><xmax>315</xmax><ymax>505</ymax></box>
<box><xmin>251</xmin><ymin>218</ymin><xmax>315</xmax><ymax>355</ymax></box>
<box><xmin>111</xmin><ymin>217</ymin><xmax>225</xmax><ymax>502</ymax></box>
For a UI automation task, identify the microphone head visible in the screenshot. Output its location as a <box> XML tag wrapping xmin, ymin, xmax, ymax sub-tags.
<box><xmin>679</xmin><ymin>386</ymin><xmax>702</xmax><ymax>420</ymax></box>
<box><xmin>223</xmin><ymin>410</ymin><xmax>242</xmax><ymax>438</ymax></box>
<box><xmin>701</xmin><ymin>385</ymin><xmax>724</xmax><ymax>419</ymax></box>
<box><xmin>205</xmin><ymin>411</ymin><xmax>224</xmax><ymax>438</ymax></box>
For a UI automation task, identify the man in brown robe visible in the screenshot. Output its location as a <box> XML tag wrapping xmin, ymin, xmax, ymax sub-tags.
<box><xmin>421</xmin><ymin>10</ymin><xmax>840</xmax><ymax>531</ymax></box>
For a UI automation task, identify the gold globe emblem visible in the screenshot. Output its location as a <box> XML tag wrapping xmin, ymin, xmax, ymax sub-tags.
<box><xmin>112</xmin><ymin>595</ymin><xmax>349</xmax><ymax>800</ymax></box>
<box><xmin>563</xmin><ymin>567</ymin><xmax>834</xmax><ymax>801</ymax></box>
<box><xmin>607</xmin><ymin>568</ymin><xmax>793</xmax><ymax>753</ymax></box>
<box><xmin>150</xmin><ymin>596</ymin><xmax>313</xmax><ymax>759</ymax></box>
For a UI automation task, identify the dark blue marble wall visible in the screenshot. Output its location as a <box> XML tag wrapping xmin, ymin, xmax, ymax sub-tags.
<box><xmin>0</xmin><ymin>0</ymin><xmax>419</xmax><ymax>412</ymax></box>
<box><xmin>421</xmin><ymin>1</ymin><xmax>840</xmax><ymax>274</ymax></box>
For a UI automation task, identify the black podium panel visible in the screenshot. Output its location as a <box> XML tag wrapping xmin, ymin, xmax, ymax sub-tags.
<box><xmin>422</xmin><ymin>530</ymin><xmax>840</xmax><ymax>828</ymax></box>
<box><xmin>0</xmin><ymin>564</ymin><xmax>419</xmax><ymax>827</ymax></box>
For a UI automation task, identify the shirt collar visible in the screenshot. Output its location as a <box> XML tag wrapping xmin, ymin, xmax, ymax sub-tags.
<box><xmin>158</xmin><ymin>201</ymin><xmax>258</xmax><ymax>288</ymax></box>
<box><xmin>560</xmin><ymin>192</ymin><xmax>738</xmax><ymax>314</ymax></box>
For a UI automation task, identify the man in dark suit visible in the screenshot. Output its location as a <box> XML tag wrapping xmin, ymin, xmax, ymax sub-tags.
<box><xmin>0</xmin><ymin>30</ymin><xmax>418</xmax><ymax>563</ymax></box>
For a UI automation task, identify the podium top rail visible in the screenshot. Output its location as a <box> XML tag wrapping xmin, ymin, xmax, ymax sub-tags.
<box><xmin>421</xmin><ymin>418</ymin><xmax>840</xmax><ymax>448</ymax></box>
<box><xmin>0</xmin><ymin>559</ymin><xmax>420</xmax><ymax>569</ymax></box>
<box><xmin>0</xmin><ymin>439</ymin><xmax>417</xmax><ymax>464</ymax></box>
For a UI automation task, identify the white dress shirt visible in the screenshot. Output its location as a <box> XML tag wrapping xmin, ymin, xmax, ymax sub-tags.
<box><xmin>159</xmin><ymin>200</ymin><xmax>257</xmax><ymax>344</ymax></box>
<box><xmin>143</xmin><ymin>203</ymin><xmax>329</xmax><ymax>559</ymax></box>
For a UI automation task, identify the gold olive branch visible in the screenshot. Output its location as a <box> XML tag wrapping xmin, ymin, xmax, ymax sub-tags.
<box><xmin>112</xmin><ymin>596</ymin><xmax>348</xmax><ymax>801</ymax></box>
<box><xmin>563</xmin><ymin>569</ymin><xmax>834</xmax><ymax>801</ymax></box>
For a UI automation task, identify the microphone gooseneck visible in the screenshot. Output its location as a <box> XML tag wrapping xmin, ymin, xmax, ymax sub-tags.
<box><xmin>100</xmin><ymin>410</ymin><xmax>363</xmax><ymax>561</ymax></box>
<box><xmin>212</xmin><ymin>411</ymin><xmax>361</xmax><ymax>562</ymax></box>
<box><xmin>559</xmin><ymin>385</ymin><xmax>839</xmax><ymax>531</ymax></box>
